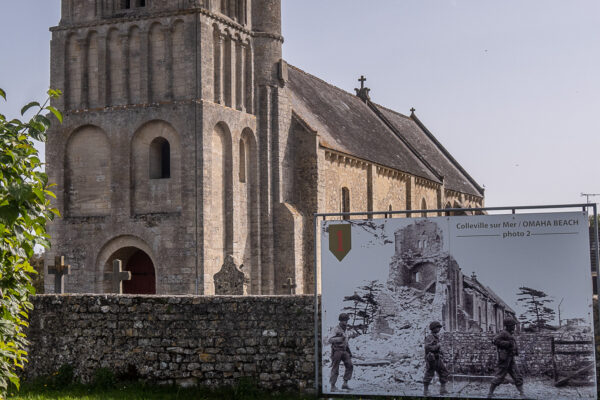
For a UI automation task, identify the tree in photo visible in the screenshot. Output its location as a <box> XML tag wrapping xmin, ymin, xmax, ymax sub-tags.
<box><xmin>516</xmin><ymin>286</ymin><xmax>556</xmax><ymax>331</ymax></box>
<box><xmin>0</xmin><ymin>88</ymin><xmax>60</xmax><ymax>393</ymax></box>
<box><xmin>342</xmin><ymin>280</ymin><xmax>383</xmax><ymax>334</ymax></box>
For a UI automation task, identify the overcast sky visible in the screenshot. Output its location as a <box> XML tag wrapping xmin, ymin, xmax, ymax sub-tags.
<box><xmin>1</xmin><ymin>1</ymin><xmax>599</xmax><ymax>208</ymax></box>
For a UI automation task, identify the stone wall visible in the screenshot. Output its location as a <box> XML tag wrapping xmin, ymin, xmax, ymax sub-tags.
<box><xmin>24</xmin><ymin>295</ymin><xmax>316</xmax><ymax>390</ymax></box>
<box><xmin>440</xmin><ymin>331</ymin><xmax>595</xmax><ymax>376</ymax></box>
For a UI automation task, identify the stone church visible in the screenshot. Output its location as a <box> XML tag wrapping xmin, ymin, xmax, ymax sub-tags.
<box><xmin>45</xmin><ymin>0</ymin><xmax>484</xmax><ymax>295</ymax></box>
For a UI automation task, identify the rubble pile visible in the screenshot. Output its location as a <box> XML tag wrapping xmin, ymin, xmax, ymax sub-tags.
<box><xmin>323</xmin><ymin>286</ymin><xmax>444</xmax><ymax>394</ymax></box>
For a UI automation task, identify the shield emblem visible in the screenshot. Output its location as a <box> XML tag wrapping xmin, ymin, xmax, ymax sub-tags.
<box><xmin>329</xmin><ymin>224</ymin><xmax>352</xmax><ymax>261</ymax></box>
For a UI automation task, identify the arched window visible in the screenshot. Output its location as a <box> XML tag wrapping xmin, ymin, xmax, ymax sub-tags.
<box><xmin>341</xmin><ymin>187</ymin><xmax>350</xmax><ymax>220</ymax></box>
<box><xmin>149</xmin><ymin>137</ymin><xmax>170</xmax><ymax>179</ymax></box>
<box><xmin>421</xmin><ymin>198</ymin><xmax>427</xmax><ymax>217</ymax></box>
<box><xmin>239</xmin><ymin>139</ymin><xmax>246</xmax><ymax>183</ymax></box>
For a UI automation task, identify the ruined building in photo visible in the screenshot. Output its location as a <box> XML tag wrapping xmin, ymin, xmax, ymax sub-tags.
<box><xmin>388</xmin><ymin>220</ymin><xmax>514</xmax><ymax>332</ymax></box>
<box><xmin>45</xmin><ymin>0</ymin><xmax>484</xmax><ymax>295</ymax></box>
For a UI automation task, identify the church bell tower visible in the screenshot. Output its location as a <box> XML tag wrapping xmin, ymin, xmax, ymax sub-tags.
<box><xmin>46</xmin><ymin>0</ymin><xmax>293</xmax><ymax>295</ymax></box>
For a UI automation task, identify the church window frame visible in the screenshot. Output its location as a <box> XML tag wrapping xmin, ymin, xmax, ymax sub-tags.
<box><xmin>149</xmin><ymin>137</ymin><xmax>171</xmax><ymax>179</ymax></box>
<box><xmin>341</xmin><ymin>187</ymin><xmax>350</xmax><ymax>220</ymax></box>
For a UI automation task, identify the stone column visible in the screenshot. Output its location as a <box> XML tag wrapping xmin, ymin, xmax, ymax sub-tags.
<box><xmin>214</xmin><ymin>31</ymin><xmax>224</xmax><ymax>104</ymax></box>
<box><xmin>164</xmin><ymin>25</ymin><xmax>174</xmax><ymax>100</ymax></box>
<box><xmin>120</xmin><ymin>33</ymin><xmax>130</xmax><ymax>104</ymax></box>
<box><xmin>245</xmin><ymin>41</ymin><xmax>254</xmax><ymax>114</ymax></box>
<box><xmin>236</xmin><ymin>39</ymin><xmax>245</xmax><ymax>111</ymax></box>
<box><xmin>98</xmin><ymin>33</ymin><xmax>108</xmax><ymax>107</ymax></box>
<box><xmin>78</xmin><ymin>37</ymin><xmax>89</xmax><ymax>110</ymax></box>
<box><xmin>140</xmin><ymin>27</ymin><xmax>150</xmax><ymax>104</ymax></box>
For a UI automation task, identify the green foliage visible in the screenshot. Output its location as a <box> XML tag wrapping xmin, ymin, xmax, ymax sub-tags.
<box><xmin>0</xmin><ymin>89</ymin><xmax>61</xmax><ymax>394</ymax></box>
<box><xmin>91</xmin><ymin>368</ymin><xmax>116</xmax><ymax>391</ymax></box>
<box><xmin>52</xmin><ymin>365</ymin><xmax>75</xmax><ymax>389</ymax></box>
<box><xmin>28</xmin><ymin>253</ymin><xmax>44</xmax><ymax>295</ymax></box>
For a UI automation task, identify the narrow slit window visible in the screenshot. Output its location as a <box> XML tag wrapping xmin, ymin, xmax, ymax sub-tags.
<box><xmin>421</xmin><ymin>198</ymin><xmax>427</xmax><ymax>217</ymax></box>
<box><xmin>149</xmin><ymin>137</ymin><xmax>170</xmax><ymax>179</ymax></box>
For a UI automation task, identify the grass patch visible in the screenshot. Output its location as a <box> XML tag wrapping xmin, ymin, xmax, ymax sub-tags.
<box><xmin>8</xmin><ymin>381</ymin><xmax>317</xmax><ymax>400</ymax></box>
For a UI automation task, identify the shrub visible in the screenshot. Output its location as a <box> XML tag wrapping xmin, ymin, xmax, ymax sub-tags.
<box><xmin>0</xmin><ymin>88</ymin><xmax>61</xmax><ymax>395</ymax></box>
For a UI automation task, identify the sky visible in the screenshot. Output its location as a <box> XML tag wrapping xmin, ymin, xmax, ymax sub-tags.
<box><xmin>1</xmin><ymin>0</ymin><xmax>600</xmax><ymax>208</ymax></box>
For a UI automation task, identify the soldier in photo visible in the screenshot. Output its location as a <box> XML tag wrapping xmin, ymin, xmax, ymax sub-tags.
<box><xmin>423</xmin><ymin>320</ymin><xmax>449</xmax><ymax>396</ymax></box>
<box><xmin>487</xmin><ymin>316</ymin><xmax>525</xmax><ymax>398</ymax></box>
<box><xmin>328</xmin><ymin>313</ymin><xmax>358</xmax><ymax>391</ymax></box>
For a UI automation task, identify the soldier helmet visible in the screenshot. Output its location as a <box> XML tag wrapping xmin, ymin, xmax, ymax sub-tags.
<box><xmin>429</xmin><ymin>321</ymin><xmax>442</xmax><ymax>330</ymax></box>
<box><xmin>503</xmin><ymin>317</ymin><xmax>517</xmax><ymax>327</ymax></box>
<box><xmin>338</xmin><ymin>313</ymin><xmax>350</xmax><ymax>322</ymax></box>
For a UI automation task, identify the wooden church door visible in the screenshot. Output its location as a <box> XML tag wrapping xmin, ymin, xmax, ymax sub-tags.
<box><xmin>123</xmin><ymin>250</ymin><xmax>156</xmax><ymax>294</ymax></box>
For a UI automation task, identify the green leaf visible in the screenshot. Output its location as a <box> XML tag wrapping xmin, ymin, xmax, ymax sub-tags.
<box><xmin>20</xmin><ymin>102</ymin><xmax>40</xmax><ymax>116</ymax></box>
<box><xmin>0</xmin><ymin>88</ymin><xmax>5</xmax><ymax>101</ymax></box>
<box><xmin>46</xmin><ymin>106</ymin><xmax>63</xmax><ymax>123</ymax></box>
<box><xmin>47</xmin><ymin>88</ymin><xmax>62</xmax><ymax>98</ymax></box>
<box><xmin>0</xmin><ymin>206</ymin><xmax>19</xmax><ymax>225</ymax></box>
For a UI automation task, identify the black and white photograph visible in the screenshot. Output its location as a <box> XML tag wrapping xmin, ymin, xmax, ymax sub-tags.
<box><xmin>321</xmin><ymin>211</ymin><xmax>597</xmax><ymax>399</ymax></box>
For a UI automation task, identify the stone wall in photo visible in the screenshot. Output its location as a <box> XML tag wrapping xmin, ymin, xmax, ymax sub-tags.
<box><xmin>24</xmin><ymin>294</ymin><xmax>316</xmax><ymax>390</ymax></box>
<box><xmin>441</xmin><ymin>330</ymin><xmax>595</xmax><ymax>377</ymax></box>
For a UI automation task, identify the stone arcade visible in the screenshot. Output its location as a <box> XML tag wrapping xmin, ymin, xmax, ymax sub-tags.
<box><xmin>46</xmin><ymin>0</ymin><xmax>484</xmax><ymax>295</ymax></box>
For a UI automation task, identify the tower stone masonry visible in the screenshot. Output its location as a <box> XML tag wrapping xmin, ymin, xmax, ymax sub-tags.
<box><xmin>46</xmin><ymin>0</ymin><xmax>485</xmax><ymax>295</ymax></box>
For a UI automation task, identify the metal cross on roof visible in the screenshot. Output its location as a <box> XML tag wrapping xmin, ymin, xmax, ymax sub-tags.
<box><xmin>48</xmin><ymin>255</ymin><xmax>71</xmax><ymax>294</ymax></box>
<box><xmin>358</xmin><ymin>75</ymin><xmax>367</xmax><ymax>89</ymax></box>
<box><xmin>107</xmin><ymin>259</ymin><xmax>132</xmax><ymax>294</ymax></box>
<box><xmin>282</xmin><ymin>277</ymin><xmax>297</xmax><ymax>295</ymax></box>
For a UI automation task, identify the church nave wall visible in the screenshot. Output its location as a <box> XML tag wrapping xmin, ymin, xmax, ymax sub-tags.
<box><xmin>413</xmin><ymin>177</ymin><xmax>442</xmax><ymax>217</ymax></box>
<box><xmin>373</xmin><ymin>166</ymin><xmax>409</xmax><ymax>217</ymax></box>
<box><xmin>320</xmin><ymin>150</ymin><xmax>370</xmax><ymax>219</ymax></box>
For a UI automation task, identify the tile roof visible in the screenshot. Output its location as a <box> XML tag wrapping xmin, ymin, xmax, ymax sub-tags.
<box><xmin>286</xmin><ymin>63</ymin><xmax>483</xmax><ymax>197</ymax></box>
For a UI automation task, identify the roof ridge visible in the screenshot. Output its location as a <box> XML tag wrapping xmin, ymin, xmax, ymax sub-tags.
<box><xmin>371</xmin><ymin>102</ymin><xmax>411</xmax><ymax>120</ymax></box>
<box><xmin>286</xmin><ymin>62</ymin><xmax>373</xmax><ymax>105</ymax></box>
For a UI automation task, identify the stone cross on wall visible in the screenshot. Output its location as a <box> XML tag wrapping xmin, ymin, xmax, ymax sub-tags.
<box><xmin>214</xmin><ymin>255</ymin><xmax>244</xmax><ymax>295</ymax></box>
<box><xmin>48</xmin><ymin>255</ymin><xmax>71</xmax><ymax>294</ymax></box>
<box><xmin>282</xmin><ymin>277</ymin><xmax>297</xmax><ymax>295</ymax></box>
<box><xmin>106</xmin><ymin>259</ymin><xmax>131</xmax><ymax>294</ymax></box>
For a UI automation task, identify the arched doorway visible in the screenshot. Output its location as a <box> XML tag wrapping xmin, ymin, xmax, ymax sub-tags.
<box><xmin>123</xmin><ymin>250</ymin><xmax>156</xmax><ymax>294</ymax></box>
<box><xmin>104</xmin><ymin>247</ymin><xmax>156</xmax><ymax>294</ymax></box>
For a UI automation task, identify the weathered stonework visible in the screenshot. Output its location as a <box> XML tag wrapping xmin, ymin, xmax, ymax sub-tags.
<box><xmin>46</xmin><ymin>0</ymin><xmax>485</xmax><ymax>297</ymax></box>
<box><xmin>24</xmin><ymin>295</ymin><xmax>317</xmax><ymax>390</ymax></box>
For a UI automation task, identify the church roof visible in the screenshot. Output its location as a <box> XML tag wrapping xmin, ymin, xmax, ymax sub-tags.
<box><xmin>286</xmin><ymin>64</ymin><xmax>484</xmax><ymax>197</ymax></box>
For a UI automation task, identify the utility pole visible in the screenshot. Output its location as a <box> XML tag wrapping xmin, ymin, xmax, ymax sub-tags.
<box><xmin>581</xmin><ymin>193</ymin><xmax>600</xmax><ymax>203</ymax></box>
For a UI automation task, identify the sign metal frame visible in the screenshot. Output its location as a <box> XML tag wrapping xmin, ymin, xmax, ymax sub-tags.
<box><xmin>313</xmin><ymin>203</ymin><xmax>599</xmax><ymax>398</ymax></box>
